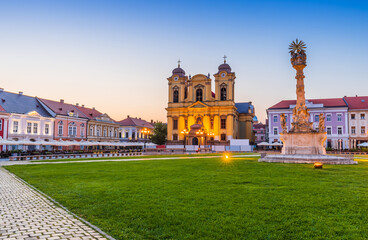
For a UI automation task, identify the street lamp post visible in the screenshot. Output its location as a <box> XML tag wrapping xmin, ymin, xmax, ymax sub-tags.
<box><xmin>140</xmin><ymin>128</ymin><xmax>151</xmax><ymax>152</ymax></box>
<box><xmin>208</xmin><ymin>132</ymin><xmax>215</xmax><ymax>152</ymax></box>
<box><xmin>181</xmin><ymin>129</ymin><xmax>189</xmax><ymax>152</ymax></box>
<box><xmin>196</xmin><ymin>128</ymin><xmax>206</xmax><ymax>153</ymax></box>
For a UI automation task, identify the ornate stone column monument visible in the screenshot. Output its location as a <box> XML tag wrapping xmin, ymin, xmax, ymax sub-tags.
<box><xmin>260</xmin><ymin>39</ymin><xmax>356</xmax><ymax>164</ymax></box>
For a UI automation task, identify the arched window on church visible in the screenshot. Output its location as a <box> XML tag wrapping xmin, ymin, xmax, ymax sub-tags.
<box><xmin>220</xmin><ymin>85</ymin><xmax>227</xmax><ymax>101</ymax></box>
<box><xmin>196</xmin><ymin>89</ymin><xmax>203</xmax><ymax>102</ymax></box>
<box><xmin>173</xmin><ymin>89</ymin><xmax>179</xmax><ymax>103</ymax></box>
<box><xmin>184</xmin><ymin>87</ymin><xmax>187</xmax><ymax>99</ymax></box>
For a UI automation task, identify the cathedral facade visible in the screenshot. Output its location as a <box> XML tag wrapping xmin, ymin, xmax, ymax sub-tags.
<box><xmin>166</xmin><ymin>59</ymin><xmax>255</xmax><ymax>145</ymax></box>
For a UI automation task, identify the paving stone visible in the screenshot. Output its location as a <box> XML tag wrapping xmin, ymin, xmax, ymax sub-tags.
<box><xmin>0</xmin><ymin>168</ymin><xmax>108</xmax><ymax>239</ymax></box>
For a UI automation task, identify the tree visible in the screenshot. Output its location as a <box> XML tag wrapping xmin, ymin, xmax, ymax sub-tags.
<box><xmin>150</xmin><ymin>122</ymin><xmax>167</xmax><ymax>145</ymax></box>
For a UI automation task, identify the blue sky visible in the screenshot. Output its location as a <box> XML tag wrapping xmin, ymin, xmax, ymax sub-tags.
<box><xmin>0</xmin><ymin>0</ymin><xmax>367</xmax><ymax>122</ymax></box>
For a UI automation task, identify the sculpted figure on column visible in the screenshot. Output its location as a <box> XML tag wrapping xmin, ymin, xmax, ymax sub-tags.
<box><xmin>289</xmin><ymin>39</ymin><xmax>313</xmax><ymax>133</ymax></box>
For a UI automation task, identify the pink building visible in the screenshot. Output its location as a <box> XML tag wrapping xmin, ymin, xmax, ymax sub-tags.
<box><xmin>0</xmin><ymin>107</ymin><xmax>9</xmax><ymax>151</ymax></box>
<box><xmin>38</xmin><ymin>99</ymin><xmax>88</xmax><ymax>146</ymax></box>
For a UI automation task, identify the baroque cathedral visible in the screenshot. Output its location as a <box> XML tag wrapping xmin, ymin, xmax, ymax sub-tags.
<box><xmin>166</xmin><ymin>58</ymin><xmax>255</xmax><ymax>145</ymax></box>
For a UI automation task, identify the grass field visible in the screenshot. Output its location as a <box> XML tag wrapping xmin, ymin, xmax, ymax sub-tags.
<box><xmin>30</xmin><ymin>152</ymin><xmax>257</xmax><ymax>163</ymax></box>
<box><xmin>5</xmin><ymin>155</ymin><xmax>368</xmax><ymax>239</ymax></box>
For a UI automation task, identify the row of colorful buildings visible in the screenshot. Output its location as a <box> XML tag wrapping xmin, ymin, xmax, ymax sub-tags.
<box><xmin>0</xmin><ymin>88</ymin><xmax>154</xmax><ymax>151</ymax></box>
<box><xmin>267</xmin><ymin>96</ymin><xmax>368</xmax><ymax>149</ymax></box>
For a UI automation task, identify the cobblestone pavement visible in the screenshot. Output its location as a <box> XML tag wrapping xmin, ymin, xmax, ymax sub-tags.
<box><xmin>0</xmin><ymin>168</ymin><xmax>110</xmax><ymax>240</ymax></box>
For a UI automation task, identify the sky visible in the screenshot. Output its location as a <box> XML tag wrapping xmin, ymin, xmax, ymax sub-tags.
<box><xmin>0</xmin><ymin>0</ymin><xmax>367</xmax><ymax>123</ymax></box>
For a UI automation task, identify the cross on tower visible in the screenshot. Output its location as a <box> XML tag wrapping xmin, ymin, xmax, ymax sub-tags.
<box><xmin>178</xmin><ymin>59</ymin><xmax>181</xmax><ymax>67</ymax></box>
<box><xmin>223</xmin><ymin>55</ymin><xmax>227</xmax><ymax>63</ymax></box>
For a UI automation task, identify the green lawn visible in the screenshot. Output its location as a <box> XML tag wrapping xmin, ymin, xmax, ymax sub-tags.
<box><xmin>5</xmin><ymin>156</ymin><xmax>368</xmax><ymax>240</ymax></box>
<box><xmin>30</xmin><ymin>152</ymin><xmax>257</xmax><ymax>162</ymax></box>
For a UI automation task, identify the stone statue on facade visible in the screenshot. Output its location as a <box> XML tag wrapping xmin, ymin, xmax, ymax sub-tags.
<box><xmin>280</xmin><ymin>113</ymin><xmax>287</xmax><ymax>133</ymax></box>
<box><xmin>319</xmin><ymin>113</ymin><xmax>325</xmax><ymax>133</ymax></box>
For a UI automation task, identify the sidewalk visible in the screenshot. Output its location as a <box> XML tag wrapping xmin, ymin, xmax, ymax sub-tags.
<box><xmin>0</xmin><ymin>168</ymin><xmax>110</xmax><ymax>240</ymax></box>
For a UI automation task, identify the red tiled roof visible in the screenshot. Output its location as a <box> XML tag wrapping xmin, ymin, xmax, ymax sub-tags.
<box><xmin>75</xmin><ymin>105</ymin><xmax>103</xmax><ymax>119</ymax></box>
<box><xmin>253</xmin><ymin>123</ymin><xmax>266</xmax><ymax>129</ymax></box>
<box><xmin>117</xmin><ymin>117</ymin><xmax>154</xmax><ymax>128</ymax></box>
<box><xmin>343</xmin><ymin>96</ymin><xmax>368</xmax><ymax>110</ymax></box>
<box><xmin>39</xmin><ymin>98</ymin><xmax>88</xmax><ymax>118</ymax></box>
<box><xmin>269</xmin><ymin>98</ymin><xmax>347</xmax><ymax>109</ymax></box>
<box><xmin>0</xmin><ymin>105</ymin><xmax>6</xmax><ymax>112</ymax></box>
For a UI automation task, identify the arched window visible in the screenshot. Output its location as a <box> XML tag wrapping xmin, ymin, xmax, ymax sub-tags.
<box><xmin>173</xmin><ymin>89</ymin><xmax>179</xmax><ymax>103</ymax></box>
<box><xmin>90</xmin><ymin>127</ymin><xmax>94</xmax><ymax>136</ymax></box>
<box><xmin>184</xmin><ymin>87</ymin><xmax>187</xmax><ymax>99</ymax></box>
<box><xmin>196</xmin><ymin>89</ymin><xmax>203</xmax><ymax>102</ymax></box>
<box><xmin>220</xmin><ymin>85</ymin><xmax>227</xmax><ymax>100</ymax></box>
<box><xmin>68</xmin><ymin>122</ymin><xmax>77</xmax><ymax>137</ymax></box>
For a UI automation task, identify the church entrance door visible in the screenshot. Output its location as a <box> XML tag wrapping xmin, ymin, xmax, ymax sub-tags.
<box><xmin>192</xmin><ymin>137</ymin><xmax>199</xmax><ymax>145</ymax></box>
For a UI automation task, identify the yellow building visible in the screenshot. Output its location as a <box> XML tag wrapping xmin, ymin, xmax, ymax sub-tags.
<box><xmin>166</xmin><ymin>59</ymin><xmax>255</xmax><ymax>145</ymax></box>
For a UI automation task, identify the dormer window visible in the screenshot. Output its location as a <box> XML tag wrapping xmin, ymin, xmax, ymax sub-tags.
<box><xmin>196</xmin><ymin>89</ymin><xmax>203</xmax><ymax>102</ymax></box>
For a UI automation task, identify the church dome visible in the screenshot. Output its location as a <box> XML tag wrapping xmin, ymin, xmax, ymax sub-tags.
<box><xmin>172</xmin><ymin>67</ymin><xmax>185</xmax><ymax>77</ymax></box>
<box><xmin>218</xmin><ymin>63</ymin><xmax>231</xmax><ymax>73</ymax></box>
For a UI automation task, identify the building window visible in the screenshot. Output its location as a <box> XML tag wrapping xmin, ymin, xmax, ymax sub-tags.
<box><xmin>173</xmin><ymin>89</ymin><xmax>179</xmax><ymax>103</ymax></box>
<box><xmin>196</xmin><ymin>89</ymin><xmax>203</xmax><ymax>102</ymax></box>
<box><xmin>220</xmin><ymin>85</ymin><xmax>227</xmax><ymax>100</ymax></box>
<box><xmin>362</xmin><ymin>126</ymin><xmax>366</xmax><ymax>134</ymax></box>
<box><xmin>337</xmin><ymin>127</ymin><xmax>343</xmax><ymax>135</ymax></box>
<box><xmin>285</xmin><ymin>115</ymin><xmax>288</xmax><ymax>122</ymax></box>
<box><xmin>115</xmin><ymin>130</ymin><xmax>118</xmax><ymax>138</ymax></box>
<box><xmin>273</xmin><ymin>127</ymin><xmax>278</xmax><ymax>135</ymax></box>
<box><xmin>361</xmin><ymin>114</ymin><xmax>365</xmax><ymax>120</ymax></box>
<box><xmin>185</xmin><ymin>119</ymin><xmax>188</xmax><ymax>129</ymax></box>
<box><xmin>45</xmin><ymin>124</ymin><xmax>49</xmax><ymax>134</ymax></box>
<box><xmin>103</xmin><ymin>128</ymin><xmax>107</xmax><ymax>137</ymax></box>
<box><xmin>13</xmin><ymin>121</ymin><xmax>19</xmax><ymax>133</ymax></box>
<box><xmin>327</xmin><ymin>127</ymin><xmax>332</xmax><ymax>135</ymax></box>
<box><xmin>132</xmin><ymin>132</ymin><xmax>135</xmax><ymax>139</ymax></box>
<box><xmin>173</xmin><ymin>119</ymin><xmax>178</xmax><ymax>130</ymax></box>
<box><xmin>326</xmin><ymin>114</ymin><xmax>331</xmax><ymax>122</ymax></box>
<box><xmin>184</xmin><ymin>87</ymin><xmax>187</xmax><ymax>99</ymax></box>
<box><xmin>27</xmin><ymin>122</ymin><xmax>32</xmax><ymax>134</ymax></box>
<box><xmin>81</xmin><ymin>127</ymin><xmax>85</xmax><ymax>137</ymax></box>
<box><xmin>221</xmin><ymin>134</ymin><xmax>226</xmax><ymax>141</ymax></box>
<box><xmin>90</xmin><ymin>127</ymin><xmax>94</xmax><ymax>136</ymax></box>
<box><xmin>0</xmin><ymin>120</ymin><xmax>2</xmax><ymax>131</ymax></box>
<box><xmin>33</xmin><ymin>123</ymin><xmax>38</xmax><ymax>134</ymax></box>
<box><xmin>221</xmin><ymin>118</ymin><xmax>226</xmax><ymax>129</ymax></box>
<box><xmin>68</xmin><ymin>123</ymin><xmax>77</xmax><ymax>136</ymax></box>
<box><xmin>351</xmin><ymin>126</ymin><xmax>356</xmax><ymax>134</ymax></box>
<box><xmin>58</xmin><ymin>121</ymin><xmax>63</xmax><ymax>136</ymax></box>
<box><xmin>173</xmin><ymin>134</ymin><xmax>178</xmax><ymax>141</ymax></box>
<box><xmin>351</xmin><ymin>114</ymin><xmax>356</xmax><ymax>120</ymax></box>
<box><xmin>210</xmin><ymin>118</ymin><xmax>214</xmax><ymax>129</ymax></box>
<box><xmin>125</xmin><ymin>132</ymin><xmax>129</xmax><ymax>138</ymax></box>
<box><xmin>97</xmin><ymin>128</ymin><xmax>101</xmax><ymax>137</ymax></box>
<box><xmin>337</xmin><ymin>114</ymin><xmax>342</xmax><ymax>122</ymax></box>
<box><xmin>314</xmin><ymin>114</ymin><xmax>319</xmax><ymax>122</ymax></box>
<box><xmin>273</xmin><ymin>115</ymin><xmax>278</xmax><ymax>123</ymax></box>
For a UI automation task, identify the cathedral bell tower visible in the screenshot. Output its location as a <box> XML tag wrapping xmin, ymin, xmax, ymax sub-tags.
<box><xmin>213</xmin><ymin>56</ymin><xmax>236</xmax><ymax>101</ymax></box>
<box><xmin>167</xmin><ymin>60</ymin><xmax>188</xmax><ymax>104</ymax></box>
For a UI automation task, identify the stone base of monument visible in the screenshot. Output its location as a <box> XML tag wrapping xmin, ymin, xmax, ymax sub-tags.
<box><xmin>280</xmin><ymin>132</ymin><xmax>327</xmax><ymax>155</ymax></box>
<box><xmin>259</xmin><ymin>154</ymin><xmax>357</xmax><ymax>165</ymax></box>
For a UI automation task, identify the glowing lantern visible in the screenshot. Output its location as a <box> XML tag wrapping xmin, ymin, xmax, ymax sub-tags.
<box><xmin>314</xmin><ymin>162</ymin><xmax>323</xmax><ymax>169</ymax></box>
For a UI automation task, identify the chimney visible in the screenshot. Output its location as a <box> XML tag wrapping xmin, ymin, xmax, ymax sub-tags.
<box><xmin>76</xmin><ymin>103</ymin><xmax>79</xmax><ymax>106</ymax></box>
<box><xmin>60</xmin><ymin>99</ymin><xmax>64</xmax><ymax>103</ymax></box>
<box><xmin>82</xmin><ymin>104</ymin><xmax>85</xmax><ymax>107</ymax></box>
<box><xmin>139</xmin><ymin>118</ymin><xmax>141</xmax><ymax>120</ymax></box>
<box><xmin>0</xmin><ymin>88</ymin><xmax>3</xmax><ymax>92</ymax></box>
<box><xmin>127</xmin><ymin>115</ymin><xmax>130</xmax><ymax>118</ymax></box>
<box><xmin>92</xmin><ymin>107</ymin><xmax>95</xmax><ymax>110</ymax></box>
<box><xmin>151</xmin><ymin>120</ymin><xmax>153</xmax><ymax>123</ymax></box>
<box><xmin>19</xmin><ymin>91</ymin><xmax>23</xmax><ymax>95</ymax></box>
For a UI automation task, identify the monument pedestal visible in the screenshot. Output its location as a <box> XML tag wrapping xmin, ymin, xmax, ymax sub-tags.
<box><xmin>259</xmin><ymin>154</ymin><xmax>357</xmax><ymax>165</ymax></box>
<box><xmin>280</xmin><ymin>131</ymin><xmax>326</xmax><ymax>155</ymax></box>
